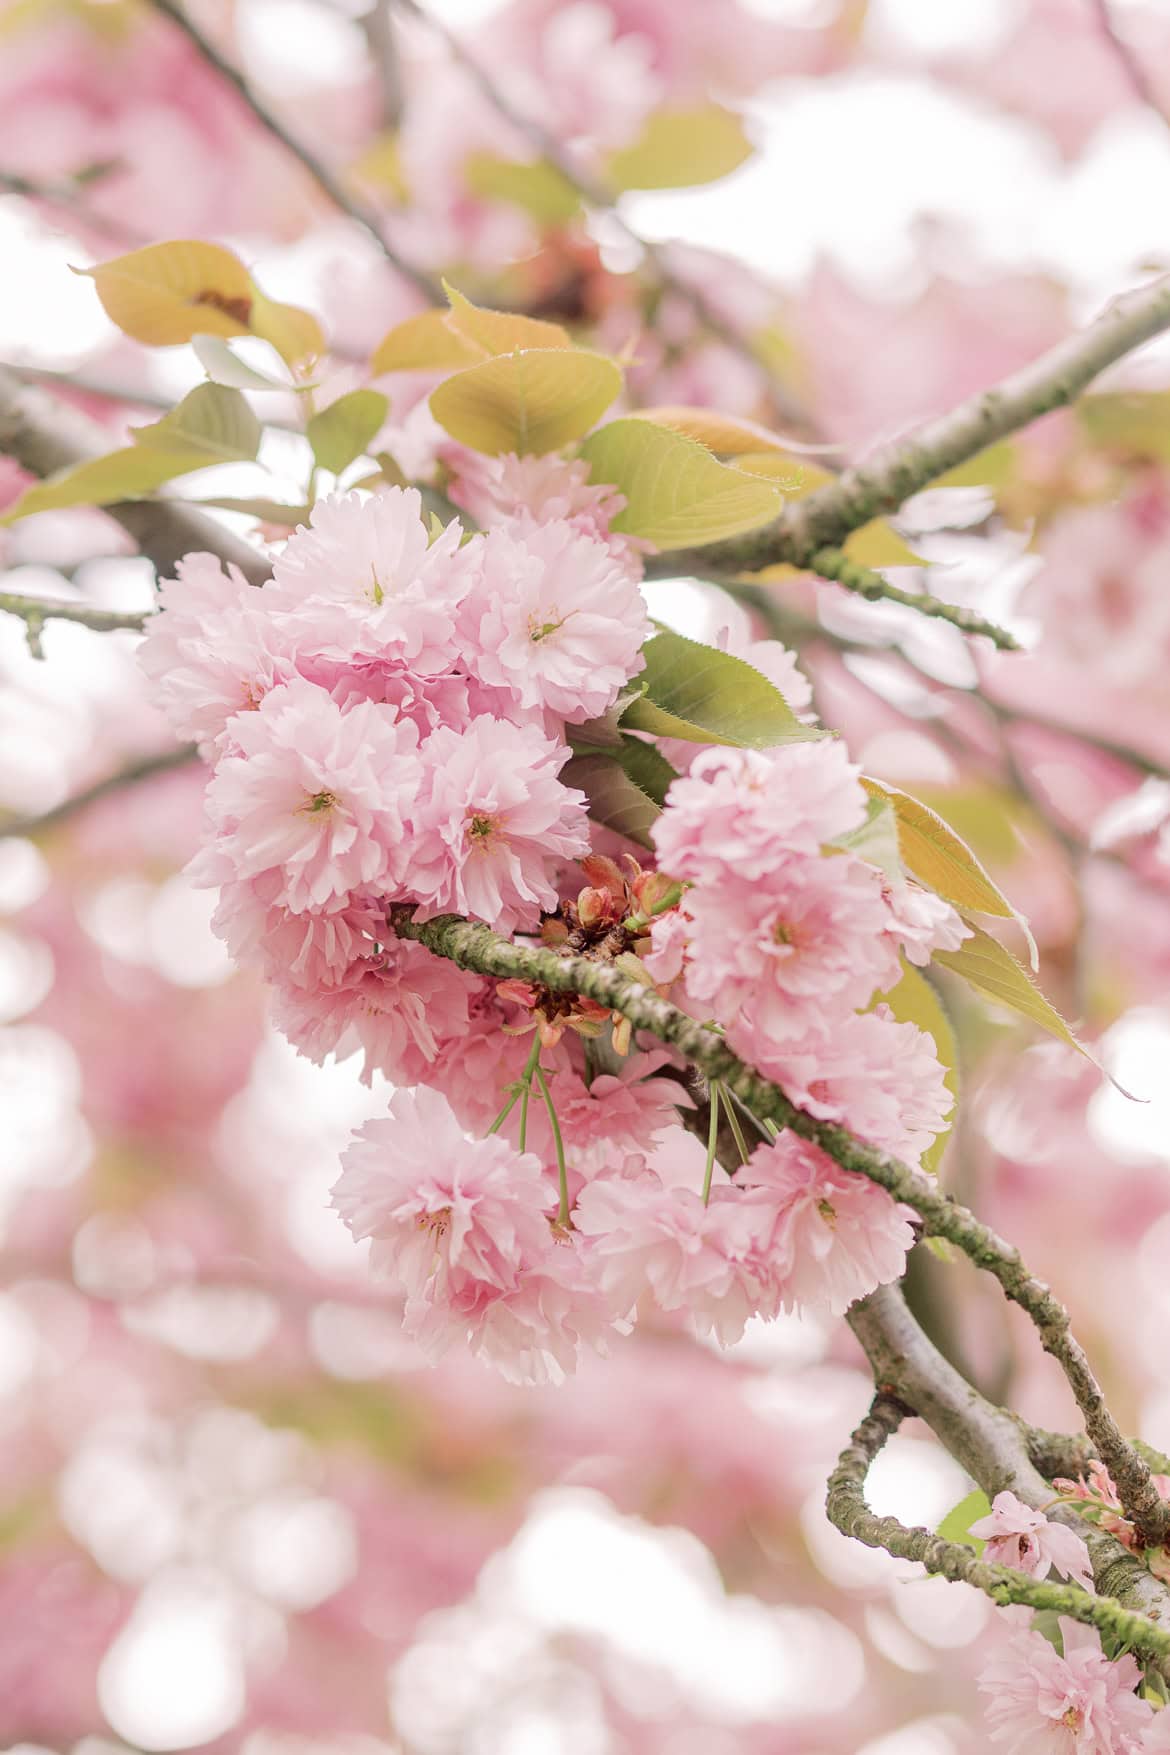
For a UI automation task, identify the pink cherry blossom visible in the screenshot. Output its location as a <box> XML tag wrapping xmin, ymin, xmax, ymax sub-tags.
<box><xmin>885</xmin><ymin>880</ymin><xmax>971</xmax><ymax>966</ymax></box>
<box><xmin>446</xmin><ymin>450</ymin><xmax>629</xmax><ymax>548</ymax></box>
<box><xmin>410</xmin><ymin>715</ymin><xmax>589</xmax><ymax>931</ymax></box>
<box><xmin>969</xmin><ymin>1491</ymin><xmax>1095</xmax><ymax>1592</ymax></box>
<box><xmin>197</xmin><ymin>678</ymin><xmax>422</xmax><ymax>913</ymax></box>
<box><xmin>139</xmin><ymin>552</ymin><xmax>299</xmax><ymax>750</ymax></box>
<box><xmin>332</xmin><ymin>1085</ymin><xmax>553</xmax><ymax>1304</ymax></box>
<box><xmin>268</xmin><ymin>488</ymin><xmax>481</xmax><ymax>675</ymax></box>
<box><xmin>572</xmin><ymin>1168</ymin><xmax>784</xmax><ymax>1346</ymax></box>
<box><xmin>748</xmin><ymin>1009</ymin><xmax>953</xmax><ymax>1168</ymax></box>
<box><xmin>460</xmin><ymin>518</ymin><xmax>651</xmax><ymax>723</ymax></box>
<box><xmin>651</xmin><ymin>742</ymin><xmax>868</xmax><ymax>885</ymax></box>
<box><xmin>743</xmin><ymin>1134</ymin><xmax>916</xmax><ymax>1316</ymax></box>
<box><xmin>271</xmin><ymin>939</ymin><xmax>479</xmax><ymax>1086</ymax></box>
<box><xmin>680</xmin><ymin>856</ymin><xmax>901</xmax><ymax>1045</ymax></box>
<box><xmin>979</xmin><ymin>1616</ymin><xmax>1152</xmax><ymax>1754</ymax></box>
<box><xmin>1142</xmin><ymin>1710</ymin><xmax>1170</xmax><ymax>1751</ymax></box>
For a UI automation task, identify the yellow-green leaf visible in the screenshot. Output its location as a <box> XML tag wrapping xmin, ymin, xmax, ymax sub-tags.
<box><xmin>370</xmin><ymin>310</ymin><xmax>484</xmax><ymax>375</ymax></box>
<box><xmin>194</xmin><ymin>496</ymin><xmax>312</xmax><ymax>527</ymax></box>
<box><xmin>464</xmin><ymin>152</ymin><xmax>581</xmax><ymax>224</ymax></box>
<box><xmin>248</xmin><ymin>291</ymin><xmax>325</xmax><ymax>369</ymax></box>
<box><xmin>934</xmin><ymin>920</ymin><xmax>1083</xmax><ymax>1055</ymax></box>
<box><xmin>350</xmin><ymin>130</ymin><xmax>410</xmax><ymax>202</ymax></box>
<box><xmin>307</xmin><ymin>389</ymin><xmax>389</xmax><ymax>475</ymax></box>
<box><xmin>635</xmin><ymin>406</ymin><xmax>805</xmax><ymax>458</ymax></box>
<box><xmin>932</xmin><ymin>440</ymin><xmax>1019</xmax><ymax>493</ymax></box>
<box><xmin>937</xmin><ymin>1489</ymin><xmax>990</xmax><ymax>1554</ymax></box>
<box><xmin>843</xmin><ymin>520</ymin><xmax>926</xmax><ymax>568</ymax></box>
<box><xmin>622</xmin><ymin>627</ymin><xmax>822</xmax><ymax>749</ymax></box>
<box><xmin>0</xmin><ymin>447</ymin><xmax>220</xmax><ymax>523</ymax></box>
<box><xmin>1078</xmin><ymin>391</ymin><xmax>1170</xmax><ymax>465</ymax></box>
<box><xmin>580</xmin><ymin>418</ymin><xmax>784</xmax><ymax>549</ymax></box>
<box><xmin>430</xmin><ymin>347</ymin><xmax>621</xmax><ymax>455</ymax></box>
<box><xmin>732</xmin><ymin>450</ymin><xmax>836</xmax><ymax>496</ymax></box>
<box><xmin>132</xmin><ymin>383</ymin><xmax>261</xmax><ymax>463</ymax></box>
<box><xmin>442</xmin><ymin>281</ymin><xmax>572</xmax><ymax>355</ymax></box>
<box><xmin>876</xmin><ymin>960</ymin><xmax>959</xmax><ymax>1175</ymax></box>
<box><xmin>606</xmin><ymin>102</ymin><xmax>754</xmax><ymax>191</ymax></box>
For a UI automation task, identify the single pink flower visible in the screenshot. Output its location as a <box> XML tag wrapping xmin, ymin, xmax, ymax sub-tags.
<box><xmin>409</xmin><ymin>715</ymin><xmax>589</xmax><ymax>932</ymax></box>
<box><xmin>979</xmin><ymin>1616</ymin><xmax>1152</xmax><ymax>1753</ymax></box>
<box><xmin>743</xmin><ymin>1135</ymin><xmax>916</xmax><ymax>1317</ymax></box>
<box><xmin>652</xmin><ymin>742</ymin><xmax>868</xmax><ymax>885</ymax></box>
<box><xmin>884</xmin><ymin>880</ymin><xmax>971</xmax><ymax>966</ymax></box>
<box><xmin>970</xmin><ymin>1491</ymin><xmax>1095</xmax><ymax>1592</ymax></box>
<box><xmin>332</xmin><ymin>1085</ymin><xmax>553</xmax><ymax>1304</ymax></box>
<box><xmin>680</xmin><ymin>856</ymin><xmax>901</xmax><ymax>1045</ymax></box>
<box><xmin>461</xmin><ymin>518</ymin><xmax>650</xmax><ymax>723</ymax></box>
<box><xmin>198</xmin><ymin>678</ymin><xmax>422</xmax><ymax>913</ymax></box>
<box><xmin>268</xmin><ymin>488</ymin><xmax>481</xmax><ymax>675</ymax></box>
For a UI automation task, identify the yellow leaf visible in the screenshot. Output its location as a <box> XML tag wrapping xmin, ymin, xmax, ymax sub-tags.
<box><xmin>843</xmin><ymin>520</ymin><xmax>926</xmax><ymax>568</ymax></box>
<box><xmin>732</xmin><ymin>450</ymin><xmax>835</xmax><ymax>495</ymax></box>
<box><xmin>370</xmin><ymin>309</ymin><xmax>484</xmax><ymax>375</ymax></box>
<box><xmin>862</xmin><ymin>779</ymin><xmax>1016</xmax><ymax>919</ymax></box>
<box><xmin>430</xmin><ymin>348</ymin><xmax>622</xmax><ymax>455</ymax></box>
<box><xmin>79</xmin><ymin>240</ymin><xmax>324</xmax><ymax>368</ymax></box>
<box><xmin>442</xmin><ymin>281</ymin><xmax>572</xmax><ymax>355</ymax></box>
<box><xmin>349</xmin><ymin>131</ymin><xmax>410</xmax><ymax>202</ymax></box>
<box><xmin>636</xmin><ymin>406</ymin><xmax>797</xmax><ymax>458</ymax></box>
<box><xmin>607</xmin><ymin>103</ymin><xmax>754</xmax><ymax>191</ymax></box>
<box><xmin>79</xmin><ymin>240</ymin><xmax>254</xmax><ymax>345</ymax></box>
<box><xmin>934</xmin><ymin>921</ymin><xmax>1087</xmax><ymax>1061</ymax></box>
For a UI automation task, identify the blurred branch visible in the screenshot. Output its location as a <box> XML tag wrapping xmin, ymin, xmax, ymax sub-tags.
<box><xmin>0</xmin><ymin>168</ymin><xmax>145</xmax><ymax>248</ymax></box>
<box><xmin>394</xmin><ymin>908</ymin><xmax>1170</xmax><ymax>1547</ymax></box>
<box><xmin>662</xmin><ymin>269</ymin><xmax>1170</xmax><ymax>579</ymax></box>
<box><xmin>1088</xmin><ymin>0</ymin><xmax>1170</xmax><ymax>132</ymax></box>
<box><xmin>390</xmin><ymin>0</ymin><xmax>821</xmax><ymax>440</ymax></box>
<box><xmin>363</xmin><ymin>0</ymin><xmax>406</xmax><ymax>128</ymax></box>
<box><xmin>0</xmin><ymin>589</ymin><xmax>149</xmax><ymax>656</ymax></box>
<box><xmin>0</xmin><ymin>744</ymin><xmax>199</xmax><ymax>841</ymax></box>
<box><xmin>148</xmin><ymin>0</ymin><xmax>442</xmax><ymax>303</ymax></box>
<box><xmin>826</xmin><ymin>1389</ymin><xmax>1170</xmax><ymax>1671</ymax></box>
<box><xmin>0</xmin><ymin>365</ymin><xmax>270</xmax><ymax>584</ymax></box>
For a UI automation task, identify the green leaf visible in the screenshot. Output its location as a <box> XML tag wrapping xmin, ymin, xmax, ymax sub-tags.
<box><xmin>0</xmin><ymin>446</ymin><xmax>219</xmax><ymax>523</ymax></box>
<box><xmin>621</xmin><ymin>627</ymin><xmax>822</xmax><ymax>749</ymax></box>
<box><xmin>430</xmin><ymin>348</ymin><xmax>622</xmax><ymax>455</ymax></box>
<box><xmin>0</xmin><ymin>383</ymin><xmax>263</xmax><ymax>525</ymax></box>
<box><xmin>563</xmin><ymin>750</ymin><xmax>660</xmax><ymax>849</ymax></box>
<box><xmin>613</xmin><ymin>734</ymin><xmax>678</xmax><ymax>808</ymax></box>
<box><xmin>933</xmin><ymin>920</ymin><xmax>1086</xmax><ymax>1057</ymax></box>
<box><xmin>579</xmin><ymin>418</ymin><xmax>783</xmax><ymax>549</ymax></box>
<box><xmin>606</xmin><ymin>102</ymin><xmax>754</xmax><ymax>191</ymax></box>
<box><xmin>307</xmin><ymin>389</ymin><xmax>389</xmax><ymax>475</ymax></box>
<box><xmin>937</xmin><ymin>1489</ymin><xmax>990</xmax><ymax>1554</ymax></box>
<box><xmin>132</xmin><ymin>383</ymin><xmax>261</xmax><ymax>463</ymax></box>
<box><xmin>876</xmin><ymin>961</ymin><xmax>959</xmax><ymax>1175</ymax></box>
<box><xmin>464</xmin><ymin>152</ymin><xmax>581</xmax><ymax>224</ymax></box>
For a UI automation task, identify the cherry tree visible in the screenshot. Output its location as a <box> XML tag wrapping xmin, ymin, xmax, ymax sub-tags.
<box><xmin>3</xmin><ymin>2</ymin><xmax>1170</xmax><ymax>1750</ymax></box>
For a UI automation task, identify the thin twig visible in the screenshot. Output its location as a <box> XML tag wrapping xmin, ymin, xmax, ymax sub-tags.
<box><xmin>0</xmin><ymin>744</ymin><xmax>199</xmax><ymax>841</ymax></box>
<box><xmin>148</xmin><ymin>0</ymin><xmax>442</xmax><ymax>303</ymax></box>
<box><xmin>0</xmin><ymin>169</ymin><xmax>145</xmax><ymax>249</ymax></box>
<box><xmin>393</xmin><ymin>907</ymin><xmax>1170</xmax><ymax>1549</ymax></box>
<box><xmin>0</xmin><ymin>590</ymin><xmax>150</xmax><ymax>636</ymax></box>
<box><xmin>390</xmin><ymin>0</ymin><xmax>820</xmax><ymax>438</ymax></box>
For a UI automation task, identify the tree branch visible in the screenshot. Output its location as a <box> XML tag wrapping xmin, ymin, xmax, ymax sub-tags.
<box><xmin>826</xmin><ymin>1391</ymin><xmax>1170</xmax><ymax>1667</ymax></box>
<box><xmin>660</xmin><ymin>269</ymin><xmax>1170</xmax><ymax>576</ymax></box>
<box><xmin>646</xmin><ymin>544</ymin><xmax>1019</xmax><ymax>649</ymax></box>
<box><xmin>0</xmin><ymin>366</ymin><xmax>270</xmax><ymax>585</ymax></box>
<box><xmin>148</xmin><ymin>0</ymin><xmax>442</xmax><ymax>304</ymax></box>
<box><xmin>0</xmin><ymin>745</ymin><xmax>199</xmax><ymax>841</ymax></box>
<box><xmin>392</xmin><ymin>907</ymin><xmax>1170</xmax><ymax>1548</ymax></box>
<box><xmin>0</xmin><ymin>589</ymin><xmax>149</xmax><ymax>639</ymax></box>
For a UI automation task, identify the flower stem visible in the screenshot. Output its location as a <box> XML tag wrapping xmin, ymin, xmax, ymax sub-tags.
<box><xmin>486</xmin><ymin>1034</ymin><xmax>542</xmax><ymax>1137</ymax></box>
<box><xmin>535</xmin><ymin>1064</ymin><xmax>570</xmax><ymax>1226</ymax></box>
<box><xmin>702</xmin><ymin>1080</ymin><xmax>722</xmax><ymax>1205</ymax></box>
<box><xmin>722</xmin><ymin>1094</ymin><xmax>753</xmax><ymax>1166</ymax></box>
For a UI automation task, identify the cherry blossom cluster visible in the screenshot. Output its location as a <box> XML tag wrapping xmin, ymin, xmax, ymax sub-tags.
<box><xmin>142</xmin><ymin>463</ymin><xmax>960</xmax><ymax>1385</ymax></box>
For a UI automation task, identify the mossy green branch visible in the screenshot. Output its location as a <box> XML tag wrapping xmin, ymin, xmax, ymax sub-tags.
<box><xmin>393</xmin><ymin>907</ymin><xmax>1170</xmax><ymax>1548</ymax></box>
<box><xmin>827</xmin><ymin>1394</ymin><xmax>1170</xmax><ymax>1673</ymax></box>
